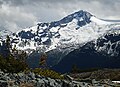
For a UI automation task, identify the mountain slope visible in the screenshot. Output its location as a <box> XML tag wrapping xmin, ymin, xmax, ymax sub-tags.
<box><xmin>52</xmin><ymin>33</ymin><xmax>120</xmax><ymax>73</ymax></box>
<box><xmin>1</xmin><ymin>10</ymin><xmax>120</xmax><ymax>69</ymax></box>
<box><xmin>11</xmin><ymin>10</ymin><xmax>92</xmax><ymax>52</ymax></box>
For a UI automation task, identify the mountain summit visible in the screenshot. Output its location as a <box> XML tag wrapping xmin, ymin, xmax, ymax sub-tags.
<box><xmin>11</xmin><ymin>10</ymin><xmax>93</xmax><ymax>51</ymax></box>
<box><xmin>3</xmin><ymin>10</ymin><xmax>120</xmax><ymax>67</ymax></box>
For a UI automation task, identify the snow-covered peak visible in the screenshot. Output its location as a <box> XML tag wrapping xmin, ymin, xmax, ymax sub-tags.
<box><xmin>59</xmin><ymin>10</ymin><xmax>92</xmax><ymax>24</ymax></box>
<box><xmin>35</xmin><ymin>10</ymin><xmax>92</xmax><ymax>29</ymax></box>
<box><xmin>10</xmin><ymin>10</ymin><xmax>120</xmax><ymax>51</ymax></box>
<box><xmin>4</xmin><ymin>10</ymin><xmax>120</xmax><ymax>65</ymax></box>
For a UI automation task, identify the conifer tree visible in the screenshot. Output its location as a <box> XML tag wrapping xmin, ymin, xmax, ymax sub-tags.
<box><xmin>39</xmin><ymin>53</ymin><xmax>48</xmax><ymax>69</ymax></box>
<box><xmin>71</xmin><ymin>64</ymin><xmax>79</xmax><ymax>73</ymax></box>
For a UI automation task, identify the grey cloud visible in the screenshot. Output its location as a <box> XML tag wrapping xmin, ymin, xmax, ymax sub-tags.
<box><xmin>0</xmin><ymin>0</ymin><xmax>3</xmax><ymax>6</ymax></box>
<box><xmin>0</xmin><ymin>3</ymin><xmax>37</xmax><ymax>32</ymax></box>
<box><xmin>0</xmin><ymin>0</ymin><xmax>120</xmax><ymax>32</ymax></box>
<box><xmin>1</xmin><ymin>0</ymin><xmax>24</xmax><ymax>6</ymax></box>
<box><xmin>1</xmin><ymin>0</ymin><xmax>120</xmax><ymax>6</ymax></box>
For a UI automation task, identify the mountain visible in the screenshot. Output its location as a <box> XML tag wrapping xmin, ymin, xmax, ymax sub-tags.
<box><xmin>52</xmin><ymin>33</ymin><xmax>120</xmax><ymax>73</ymax></box>
<box><xmin>0</xmin><ymin>27</ymin><xmax>12</xmax><ymax>39</ymax></box>
<box><xmin>11</xmin><ymin>10</ymin><xmax>92</xmax><ymax>51</ymax></box>
<box><xmin>1</xmin><ymin>10</ymin><xmax>120</xmax><ymax>72</ymax></box>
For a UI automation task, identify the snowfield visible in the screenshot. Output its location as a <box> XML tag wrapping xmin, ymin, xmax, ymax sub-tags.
<box><xmin>1</xmin><ymin>10</ymin><xmax>120</xmax><ymax>65</ymax></box>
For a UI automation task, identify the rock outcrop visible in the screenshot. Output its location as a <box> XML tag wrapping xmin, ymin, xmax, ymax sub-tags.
<box><xmin>0</xmin><ymin>70</ymin><xmax>118</xmax><ymax>87</ymax></box>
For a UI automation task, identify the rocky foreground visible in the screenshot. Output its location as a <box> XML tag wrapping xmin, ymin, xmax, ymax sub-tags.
<box><xmin>0</xmin><ymin>70</ymin><xmax>120</xmax><ymax>87</ymax></box>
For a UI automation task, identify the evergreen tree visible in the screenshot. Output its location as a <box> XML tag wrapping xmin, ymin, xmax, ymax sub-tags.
<box><xmin>6</xmin><ymin>35</ymin><xmax>10</xmax><ymax>47</ymax></box>
<box><xmin>0</xmin><ymin>35</ymin><xmax>11</xmax><ymax>57</ymax></box>
<box><xmin>39</xmin><ymin>53</ymin><xmax>48</xmax><ymax>69</ymax></box>
<box><xmin>0</xmin><ymin>35</ymin><xmax>28</xmax><ymax>73</ymax></box>
<box><xmin>71</xmin><ymin>64</ymin><xmax>79</xmax><ymax>73</ymax></box>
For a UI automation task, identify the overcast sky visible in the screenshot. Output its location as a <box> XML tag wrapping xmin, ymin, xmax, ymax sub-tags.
<box><xmin>0</xmin><ymin>0</ymin><xmax>120</xmax><ymax>32</ymax></box>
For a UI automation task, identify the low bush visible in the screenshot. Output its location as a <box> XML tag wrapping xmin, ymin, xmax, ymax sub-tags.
<box><xmin>33</xmin><ymin>68</ymin><xmax>64</xmax><ymax>79</ymax></box>
<box><xmin>0</xmin><ymin>55</ymin><xmax>28</xmax><ymax>73</ymax></box>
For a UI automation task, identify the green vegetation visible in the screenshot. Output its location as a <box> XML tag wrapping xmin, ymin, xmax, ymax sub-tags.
<box><xmin>71</xmin><ymin>64</ymin><xmax>80</xmax><ymax>73</ymax></box>
<box><xmin>0</xmin><ymin>35</ymin><xmax>63</xmax><ymax>80</ymax></box>
<box><xmin>34</xmin><ymin>53</ymin><xmax>64</xmax><ymax>79</ymax></box>
<box><xmin>0</xmin><ymin>54</ymin><xmax>28</xmax><ymax>73</ymax></box>
<box><xmin>0</xmin><ymin>35</ymin><xmax>28</xmax><ymax>73</ymax></box>
<box><xmin>3</xmin><ymin>35</ymin><xmax>120</xmax><ymax>81</ymax></box>
<box><xmin>33</xmin><ymin>68</ymin><xmax>64</xmax><ymax>79</ymax></box>
<box><xmin>39</xmin><ymin>53</ymin><xmax>48</xmax><ymax>69</ymax></box>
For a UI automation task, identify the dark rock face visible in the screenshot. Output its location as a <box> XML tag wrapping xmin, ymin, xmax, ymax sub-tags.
<box><xmin>52</xmin><ymin>33</ymin><xmax>120</xmax><ymax>73</ymax></box>
<box><xmin>26</xmin><ymin>32</ymin><xmax>120</xmax><ymax>73</ymax></box>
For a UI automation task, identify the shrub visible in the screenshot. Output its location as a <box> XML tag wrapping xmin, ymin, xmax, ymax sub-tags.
<box><xmin>33</xmin><ymin>68</ymin><xmax>64</xmax><ymax>79</ymax></box>
<box><xmin>71</xmin><ymin>64</ymin><xmax>79</xmax><ymax>73</ymax></box>
<box><xmin>39</xmin><ymin>53</ymin><xmax>48</xmax><ymax>69</ymax></box>
<box><xmin>0</xmin><ymin>55</ymin><xmax>28</xmax><ymax>73</ymax></box>
<box><xmin>0</xmin><ymin>35</ymin><xmax>28</xmax><ymax>73</ymax></box>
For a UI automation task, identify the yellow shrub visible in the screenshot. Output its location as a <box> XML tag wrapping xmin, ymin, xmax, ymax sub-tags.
<box><xmin>33</xmin><ymin>68</ymin><xmax>64</xmax><ymax>79</ymax></box>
